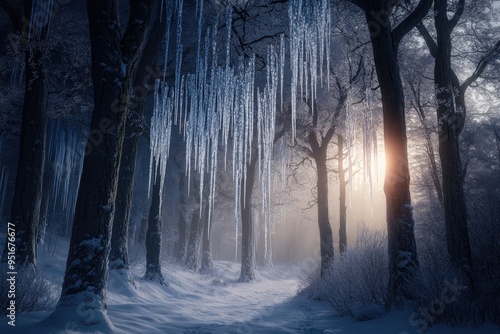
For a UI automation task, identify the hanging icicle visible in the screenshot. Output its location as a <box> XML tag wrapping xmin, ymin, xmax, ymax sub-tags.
<box><xmin>345</xmin><ymin>93</ymin><xmax>355</xmax><ymax>207</ymax></box>
<box><xmin>28</xmin><ymin>0</ymin><xmax>55</xmax><ymax>42</ymax></box>
<box><xmin>151</xmin><ymin>0</ymin><xmax>326</xmax><ymax>265</ymax></box>
<box><xmin>288</xmin><ymin>0</ymin><xmax>332</xmax><ymax>143</ymax></box>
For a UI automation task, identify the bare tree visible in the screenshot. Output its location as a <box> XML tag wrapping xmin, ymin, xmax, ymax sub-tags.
<box><xmin>109</xmin><ymin>9</ymin><xmax>165</xmax><ymax>286</ymax></box>
<box><xmin>1</xmin><ymin>0</ymin><xmax>47</xmax><ymax>269</ymax></box>
<box><xmin>348</xmin><ymin>0</ymin><xmax>433</xmax><ymax>305</ymax></box>
<box><xmin>56</xmin><ymin>0</ymin><xmax>157</xmax><ymax>326</ymax></box>
<box><xmin>417</xmin><ymin>0</ymin><xmax>500</xmax><ymax>273</ymax></box>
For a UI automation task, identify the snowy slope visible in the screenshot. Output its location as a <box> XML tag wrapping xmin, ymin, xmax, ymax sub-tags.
<box><xmin>0</xmin><ymin>237</ymin><xmax>498</xmax><ymax>334</ymax></box>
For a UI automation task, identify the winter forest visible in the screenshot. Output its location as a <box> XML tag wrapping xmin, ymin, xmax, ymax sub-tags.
<box><xmin>0</xmin><ymin>0</ymin><xmax>499</xmax><ymax>333</ymax></box>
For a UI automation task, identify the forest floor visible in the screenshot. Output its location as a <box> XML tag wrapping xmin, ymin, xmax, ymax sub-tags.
<box><xmin>1</xmin><ymin>236</ymin><xmax>499</xmax><ymax>334</ymax></box>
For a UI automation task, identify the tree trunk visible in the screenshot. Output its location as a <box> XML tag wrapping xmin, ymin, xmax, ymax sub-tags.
<box><xmin>57</xmin><ymin>0</ymin><xmax>156</xmax><ymax>322</ymax></box>
<box><xmin>109</xmin><ymin>13</ymin><xmax>163</xmax><ymax>277</ymax></box>
<box><xmin>1</xmin><ymin>1</ymin><xmax>47</xmax><ymax>268</ymax></box>
<box><xmin>185</xmin><ymin>203</ymin><xmax>204</xmax><ymax>272</ymax></box>
<box><xmin>433</xmin><ymin>1</ymin><xmax>472</xmax><ymax>271</ymax></box>
<box><xmin>338</xmin><ymin>134</ymin><xmax>347</xmax><ymax>255</ymax></box>
<box><xmin>364</xmin><ymin>8</ymin><xmax>419</xmax><ymax>305</ymax></box>
<box><xmin>425</xmin><ymin>131</ymin><xmax>444</xmax><ymax>205</ymax></box>
<box><xmin>201</xmin><ymin>205</ymin><xmax>213</xmax><ymax>270</ymax></box>
<box><xmin>239</xmin><ymin>156</ymin><xmax>257</xmax><ymax>282</ymax></box>
<box><xmin>38</xmin><ymin>158</ymin><xmax>54</xmax><ymax>245</ymax></box>
<box><xmin>175</xmin><ymin>172</ymin><xmax>188</xmax><ymax>263</ymax></box>
<box><xmin>312</xmin><ymin>144</ymin><xmax>334</xmax><ymax>277</ymax></box>
<box><xmin>109</xmin><ymin>107</ymin><xmax>141</xmax><ymax>273</ymax></box>
<box><xmin>144</xmin><ymin>166</ymin><xmax>166</xmax><ymax>283</ymax></box>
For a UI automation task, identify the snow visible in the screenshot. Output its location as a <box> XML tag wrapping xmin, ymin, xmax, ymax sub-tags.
<box><xmin>1</xmin><ymin>237</ymin><xmax>498</xmax><ymax>334</ymax></box>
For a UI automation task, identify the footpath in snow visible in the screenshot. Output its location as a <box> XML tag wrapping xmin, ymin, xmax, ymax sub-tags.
<box><xmin>0</xmin><ymin>239</ymin><xmax>498</xmax><ymax>333</ymax></box>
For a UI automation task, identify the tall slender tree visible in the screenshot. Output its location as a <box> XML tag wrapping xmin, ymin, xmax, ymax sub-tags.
<box><xmin>144</xmin><ymin>165</ymin><xmax>166</xmax><ymax>284</ymax></box>
<box><xmin>337</xmin><ymin>134</ymin><xmax>348</xmax><ymax>255</ymax></box>
<box><xmin>1</xmin><ymin>0</ymin><xmax>48</xmax><ymax>269</ymax></box>
<box><xmin>109</xmin><ymin>9</ymin><xmax>165</xmax><ymax>284</ymax></box>
<box><xmin>348</xmin><ymin>0</ymin><xmax>433</xmax><ymax>305</ymax></box>
<box><xmin>417</xmin><ymin>0</ymin><xmax>500</xmax><ymax>272</ymax></box>
<box><xmin>239</xmin><ymin>154</ymin><xmax>258</xmax><ymax>281</ymax></box>
<box><xmin>53</xmin><ymin>0</ymin><xmax>157</xmax><ymax>327</ymax></box>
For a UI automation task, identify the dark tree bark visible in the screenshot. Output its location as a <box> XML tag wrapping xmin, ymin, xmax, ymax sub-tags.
<box><xmin>350</xmin><ymin>0</ymin><xmax>433</xmax><ymax>305</ymax></box>
<box><xmin>365</xmin><ymin>9</ymin><xmax>418</xmax><ymax>305</ymax></box>
<box><xmin>338</xmin><ymin>134</ymin><xmax>347</xmax><ymax>255</ymax></box>
<box><xmin>417</xmin><ymin>0</ymin><xmax>499</xmax><ymax>272</ymax></box>
<box><xmin>185</xmin><ymin>175</ymin><xmax>207</xmax><ymax>272</ymax></box>
<box><xmin>433</xmin><ymin>0</ymin><xmax>472</xmax><ymax>270</ymax></box>
<box><xmin>201</xmin><ymin>206</ymin><xmax>214</xmax><ymax>270</ymax></box>
<box><xmin>38</xmin><ymin>159</ymin><xmax>54</xmax><ymax>245</ymax></box>
<box><xmin>301</xmin><ymin>90</ymin><xmax>346</xmax><ymax>277</ymax></box>
<box><xmin>144</xmin><ymin>166</ymin><xmax>166</xmax><ymax>284</ymax></box>
<box><xmin>57</xmin><ymin>0</ymin><xmax>156</xmax><ymax>321</ymax></box>
<box><xmin>174</xmin><ymin>171</ymin><xmax>188</xmax><ymax>264</ymax></box>
<box><xmin>109</xmin><ymin>12</ymin><xmax>164</xmax><ymax>277</ymax></box>
<box><xmin>239</xmin><ymin>127</ymin><xmax>286</xmax><ymax>281</ymax></box>
<box><xmin>308</xmin><ymin>131</ymin><xmax>335</xmax><ymax>278</ymax></box>
<box><xmin>239</xmin><ymin>155</ymin><xmax>258</xmax><ymax>282</ymax></box>
<box><xmin>1</xmin><ymin>0</ymin><xmax>47</xmax><ymax>269</ymax></box>
<box><xmin>185</xmin><ymin>202</ymin><xmax>205</xmax><ymax>272</ymax></box>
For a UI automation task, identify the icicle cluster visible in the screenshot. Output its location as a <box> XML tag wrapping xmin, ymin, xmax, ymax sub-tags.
<box><xmin>288</xmin><ymin>0</ymin><xmax>331</xmax><ymax>141</ymax></box>
<box><xmin>259</xmin><ymin>46</ymin><xmax>279</xmax><ymax>264</ymax></box>
<box><xmin>362</xmin><ymin>88</ymin><xmax>378</xmax><ymax>200</ymax></box>
<box><xmin>149</xmin><ymin>81</ymin><xmax>174</xmax><ymax>213</ymax></box>
<box><xmin>345</xmin><ymin>94</ymin><xmax>356</xmax><ymax>207</ymax></box>
<box><xmin>28</xmin><ymin>0</ymin><xmax>55</xmax><ymax>42</ymax></box>
<box><xmin>150</xmin><ymin>0</ymin><xmax>331</xmax><ymax>260</ymax></box>
<box><xmin>47</xmin><ymin>119</ymin><xmax>85</xmax><ymax>235</ymax></box>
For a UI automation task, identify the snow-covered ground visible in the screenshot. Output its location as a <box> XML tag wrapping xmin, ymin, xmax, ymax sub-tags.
<box><xmin>1</xmin><ymin>237</ymin><xmax>498</xmax><ymax>334</ymax></box>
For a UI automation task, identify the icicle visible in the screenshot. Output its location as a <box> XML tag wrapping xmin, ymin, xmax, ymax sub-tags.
<box><xmin>148</xmin><ymin>81</ymin><xmax>174</xmax><ymax>212</ymax></box>
<box><xmin>288</xmin><ymin>0</ymin><xmax>332</xmax><ymax>142</ymax></box>
<box><xmin>148</xmin><ymin>79</ymin><xmax>161</xmax><ymax>197</ymax></box>
<box><xmin>161</xmin><ymin>0</ymin><xmax>175</xmax><ymax>79</ymax></box>
<box><xmin>28</xmin><ymin>0</ymin><xmax>55</xmax><ymax>43</ymax></box>
<box><xmin>280</xmin><ymin>34</ymin><xmax>285</xmax><ymax>114</ymax></box>
<box><xmin>345</xmin><ymin>94</ymin><xmax>355</xmax><ymax>207</ymax></box>
<box><xmin>173</xmin><ymin>0</ymin><xmax>184</xmax><ymax>126</ymax></box>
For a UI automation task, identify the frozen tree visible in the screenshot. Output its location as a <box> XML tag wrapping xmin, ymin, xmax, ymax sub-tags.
<box><xmin>174</xmin><ymin>169</ymin><xmax>189</xmax><ymax>264</ymax></box>
<box><xmin>292</xmin><ymin>53</ymin><xmax>365</xmax><ymax>276</ymax></box>
<box><xmin>201</xmin><ymin>204</ymin><xmax>214</xmax><ymax>270</ymax></box>
<box><xmin>0</xmin><ymin>0</ymin><xmax>51</xmax><ymax>268</ymax></box>
<box><xmin>109</xmin><ymin>8</ymin><xmax>166</xmax><ymax>287</ymax></box>
<box><xmin>347</xmin><ymin>0</ymin><xmax>433</xmax><ymax>305</ymax></box>
<box><xmin>416</xmin><ymin>0</ymin><xmax>500</xmax><ymax>273</ymax></box>
<box><xmin>405</xmin><ymin>75</ymin><xmax>444</xmax><ymax>205</ymax></box>
<box><xmin>53</xmin><ymin>0</ymin><xmax>158</xmax><ymax>328</ymax></box>
<box><xmin>185</xmin><ymin>175</ymin><xmax>208</xmax><ymax>272</ymax></box>
<box><xmin>144</xmin><ymin>165</ymin><xmax>167</xmax><ymax>284</ymax></box>
<box><xmin>335</xmin><ymin>133</ymin><xmax>359</xmax><ymax>255</ymax></box>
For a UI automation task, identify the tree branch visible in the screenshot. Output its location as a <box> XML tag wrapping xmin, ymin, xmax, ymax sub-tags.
<box><xmin>460</xmin><ymin>40</ymin><xmax>500</xmax><ymax>93</ymax></box>
<box><xmin>307</xmin><ymin>131</ymin><xmax>320</xmax><ymax>154</ymax></box>
<box><xmin>391</xmin><ymin>0</ymin><xmax>433</xmax><ymax>49</ymax></box>
<box><xmin>294</xmin><ymin>139</ymin><xmax>314</xmax><ymax>158</ymax></box>
<box><xmin>416</xmin><ymin>22</ymin><xmax>437</xmax><ymax>58</ymax></box>
<box><xmin>120</xmin><ymin>0</ymin><xmax>158</xmax><ymax>68</ymax></box>
<box><xmin>448</xmin><ymin>0</ymin><xmax>465</xmax><ymax>30</ymax></box>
